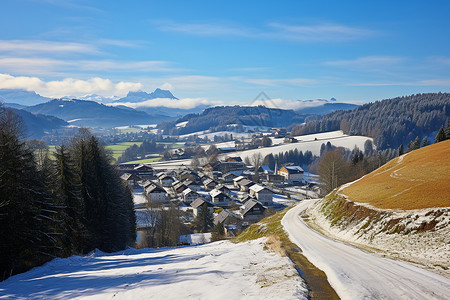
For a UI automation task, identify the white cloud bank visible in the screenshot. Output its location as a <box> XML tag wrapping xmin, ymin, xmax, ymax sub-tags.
<box><xmin>111</xmin><ymin>97</ymin><xmax>221</xmax><ymax>110</ymax></box>
<box><xmin>0</xmin><ymin>73</ymin><xmax>142</xmax><ymax>98</ymax></box>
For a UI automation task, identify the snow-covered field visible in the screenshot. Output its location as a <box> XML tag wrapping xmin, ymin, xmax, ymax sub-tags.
<box><xmin>150</xmin><ymin>130</ymin><xmax>373</xmax><ymax>170</ymax></box>
<box><xmin>235</xmin><ymin>131</ymin><xmax>372</xmax><ymax>162</ymax></box>
<box><xmin>282</xmin><ymin>200</ymin><xmax>450</xmax><ymax>299</ymax></box>
<box><xmin>0</xmin><ymin>239</ymin><xmax>307</xmax><ymax>300</ymax></box>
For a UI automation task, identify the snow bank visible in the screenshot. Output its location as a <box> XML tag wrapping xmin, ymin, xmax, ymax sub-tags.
<box><xmin>0</xmin><ymin>239</ymin><xmax>307</xmax><ymax>300</ymax></box>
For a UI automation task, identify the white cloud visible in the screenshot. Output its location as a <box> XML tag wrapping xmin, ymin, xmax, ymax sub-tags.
<box><xmin>156</xmin><ymin>20</ymin><xmax>377</xmax><ymax>42</ymax></box>
<box><xmin>111</xmin><ymin>97</ymin><xmax>220</xmax><ymax>110</ymax></box>
<box><xmin>324</xmin><ymin>56</ymin><xmax>405</xmax><ymax>68</ymax></box>
<box><xmin>267</xmin><ymin>23</ymin><xmax>376</xmax><ymax>42</ymax></box>
<box><xmin>0</xmin><ymin>73</ymin><xmax>141</xmax><ymax>97</ymax></box>
<box><xmin>0</xmin><ymin>40</ymin><xmax>99</xmax><ymax>54</ymax></box>
<box><xmin>0</xmin><ymin>57</ymin><xmax>173</xmax><ymax>76</ymax></box>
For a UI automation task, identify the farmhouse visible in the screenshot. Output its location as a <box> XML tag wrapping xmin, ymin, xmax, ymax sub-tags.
<box><xmin>120</xmin><ymin>173</ymin><xmax>141</xmax><ymax>185</ymax></box>
<box><xmin>145</xmin><ymin>184</ymin><xmax>168</xmax><ymax>202</ymax></box>
<box><xmin>249</xmin><ymin>184</ymin><xmax>273</xmax><ymax>206</ymax></box>
<box><xmin>203</xmin><ymin>177</ymin><xmax>217</xmax><ymax>190</ymax></box>
<box><xmin>190</xmin><ymin>198</ymin><xmax>215</xmax><ymax>217</ymax></box>
<box><xmin>278</xmin><ymin>166</ymin><xmax>304</xmax><ymax>183</ymax></box>
<box><xmin>240</xmin><ymin>199</ymin><xmax>266</xmax><ymax>222</ymax></box>
<box><xmin>210</xmin><ymin>189</ymin><xmax>231</xmax><ymax>206</ymax></box>
<box><xmin>182</xmin><ymin>188</ymin><xmax>200</xmax><ymax>204</ymax></box>
<box><xmin>157</xmin><ymin>173</ymin><xmax>175</xmax><ymax>187</ymax></box>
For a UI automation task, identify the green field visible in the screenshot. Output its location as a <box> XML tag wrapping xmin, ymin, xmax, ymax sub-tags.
<box><xmin>105</xmin><ymin>142</ymin><xmax>142</xmax><ymax>161</ymax></box>
<box><xmin>123</xmin><ymin>157</ymin><xmax>162</xmax><ymax>164</ymax></box>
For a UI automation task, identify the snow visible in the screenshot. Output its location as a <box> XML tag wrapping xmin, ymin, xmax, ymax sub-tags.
<box><xmin>179</xmin><ymin>233</ymin><xmax>212</xmax><ymax>245</ymax></box>
<box><xmin>282</xmin><ymin>200</ymin><xmax>450</xmax><ymax>299</ymax></box>
<box><xmin>133</xmin><ymin>192</ymin><xmax>147</xmax><ymax>208</ymax></box>
<box><xmin>235</xmin><ymin>131</ymin><xmax>372</xmax><ymax>162</ymax></box>
<box><xmin>0</xmin><ymin>239</ymin><xmax>307</xmax><ymax>300</ymax></box>
<box><xmin>175</xmin><ymin>121</ymin><xmax>188</xmax><ymax>128</ymax></box>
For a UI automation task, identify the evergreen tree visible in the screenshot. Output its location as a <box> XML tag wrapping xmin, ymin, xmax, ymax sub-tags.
<box><xmin>195</xmin><ymin>203</ymin><xmax>213</xmax><ymax>233</ymax></box>
<box><xmin>398</xmin><ymin>144</ymin><xmax>404</xmax><ymax>156</ymax></box>
<box><xmin>435</xmin><ymin>126</ymin><xmax>446</xmax><ymax>143</ymax></box>
<box><xmin>422</xmin><ymin>137</ymin><xmax>430</xmax><ymax>147</ymax></box>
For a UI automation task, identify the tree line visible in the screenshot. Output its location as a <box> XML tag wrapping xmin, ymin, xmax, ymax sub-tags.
<box><xmin>0</xmin><ymin>105</ymin><xmax>136</xmax><ymax>281</ymax></box>
<box><xmin>291</xmin><ymin>93</ymin><xmax>450</xmax><ymax>150</ymax></box>
<box><xmin>117</xmin><ymin>139</ymin><xmax>166</xmax><ymax>163</ymax></box>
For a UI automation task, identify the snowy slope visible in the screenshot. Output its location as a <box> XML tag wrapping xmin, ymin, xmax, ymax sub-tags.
<box><xmin>282</xmin><ymin>200</ymin><xmax>450</xmax><ymax>299</ymax></box>
<box><xmin>0</xmin><ymin>239</ymin><xmax>307</xmax><ymax>300</ymax></box>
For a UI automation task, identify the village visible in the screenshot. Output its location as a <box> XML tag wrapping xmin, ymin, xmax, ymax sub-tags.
<box><xmin>118</xmin><ymin>155</ymin><xmax>320</xmax><ymax>246</ymax></box>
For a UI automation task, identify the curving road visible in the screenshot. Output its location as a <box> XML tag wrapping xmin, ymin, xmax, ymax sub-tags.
<box><xmin>282</xmin><ymin>200</ymin><xmax>450</xmax><ymax>300</ymax></box>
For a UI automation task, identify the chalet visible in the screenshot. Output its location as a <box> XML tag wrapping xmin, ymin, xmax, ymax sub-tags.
<box><xmin>182</xmin><ymin>188</ymin><xmax>200</xmax><ymax>204</ymax></box>
<box><xmin>202</xmin><ymin>162</ymin><xmax>220</xmax><ymax>172</ymax></box>
<box><xmin>257</xmin><ymin>165</ymin><xmax>273</xmax><ymax>174</ymax></box>
<box><xmin>240</xmin><ymin>199</ymin><xmax>266</xmax><ymax>222</ymax></box>
<box><xmin>237</xmin><ymin>178</ymin><xmax>256</xmax><ymax>192</ymax></box>
<box><xmin>190</xmin><ymin>198</ymin><xmax>215</xmax><ymax>217</ymax></box>
<box><xmin>134</xmin><ymin>164</ymin><xmax>154</xmax><ymax>177</ymax></box>
<box><xmin>278</xmin><ymin>166</ymin><xmax>304</xmax><ymax>183</ymax></box>
<box><xmin>249</xmin><ymin>184</ymin><xmax>273</xmax><ymax>206</ymax></box>
<box><xmin>233</xmin><ymin>176</ymin><xmax>246</xmax><ymax>188</ymax></box>
<box><xmin>141</xmin><ymin>180</ymin><xmax>153</xmax><ymax>189</ymax></box>
<box><xmin>172</xmin><ymin>181</ymin><xmax>188</xmax><ymax>194</ymax></box>
<box><xmin>239</xmin><ymin>193</ymin><xmax>256</xmax><ymax>205</ymax></box>
<box><xmin>158</xmin><ymin>173</ymin><xmax>175</xmax><ymax>187</ymax></box>
<box><xmin>266</xmin><ymin>174</ymin><xmax>284</xmax><ymax>184</ymax></box>
<box><xmin>215</xmin><ymin>184</ymin><xmax>231</xmax><ymax>196</ymax></box>
<box><xmin>203</xmin><ymin>177</ymin><xmax>217</xmax><ymax>190</ymax></box>
<box><xmin>179</xmin><ymin>170</ymin><xmax>200</xmax><ymax>182</ymax></box>
<box><xmin>274</xmin><ymin>128</ymin><xmax>287</xmax><ymax>137</ymax></box>
<box><xmin>209</xmin><ymin>189</ymin><xmax>231</xmax><ymax>206</ymax></box>
<box><xmin>214</xmin><ymin>209</ymin><xmax>241</xmax><ymax>226</ymax></box>
<box><xmin>145</xmin><ymin>184</ymin><xmax>168</xmax><ymax>202</ymax></box>
<box><xmin>120</xmin><ymin>173</ymin><xmax>141</xmax><ymax>185</ymax></box>
<box><xmin>222</xmin><ymin>172</ymin><xmax>237</xmax><ymax>183</ymax></box>
<box><xmin>284</xmin><ymin>137</ymin><xmax>298</xmax><ymax>143</ymax></box>
<box><xmin>218</xmin><ymin>161</ymin><xmax>247</xmax><ymax>174</ymax></box>
<box><xmin>183</xmin><ymin>179</ymin><xmax>202</xmax><ymax>191</ymax></box>
<box><xmin>225</xmin><ymin>156</ymin><xmax>243</xmax><ymax>162</ymax></box>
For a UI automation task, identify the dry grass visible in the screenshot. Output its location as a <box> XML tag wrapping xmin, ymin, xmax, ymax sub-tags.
<box><xmin>342</xmin><ymin>140</ymin><xmax>450</xmax><ymax>210</ymax></box>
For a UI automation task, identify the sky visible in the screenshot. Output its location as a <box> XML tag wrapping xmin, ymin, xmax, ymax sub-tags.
<box><xmin>0</xmin><ymin>0</ymin><xmax>450</xmax><ymax>107</ymax></box>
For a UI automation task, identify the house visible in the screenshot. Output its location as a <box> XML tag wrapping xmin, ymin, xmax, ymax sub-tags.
<box><xmin>145</xmin><ymin>184</ymin><xmax>168</xmax><ymax>202</ymax></box>
<box><xmin>240</xmin><ymin>199</ymin><xmax>266</xmax><ymax>222</ymax></box>
<box><xmin>237</xmin><ymin>178</ymin><xmax>256</xmax><ymax>192</ymax></box>
<box><xmin>218</xmin><ymin>161</ymin><xmax>247</xmax><ymax>174</ymax></box>
<box><xmin>278</xmin><ymin>166</ymin><xmax>304</xmax><ymax>183</ymax></box>
<box><xmin>266</xmin><ymin>174</ymin><xmax>284</xmax><ymax>184</ymax></box>
<box><xmin>172</xmin><ymin>180</ymin><xmax>188</xmax><ymax>194</ymax></box>
<box><xmin>209</xmin><ymin>189</ymin><xmax>231</xmax><ymax>206</ymax></box>
<box><xmin>215</xmin><ymin>184</ymin><xmax>231</xmax><ymax>196</ymax></box>
<box><xmin>203</xmin><ymin>177</ymin><xmax>217</xmax><ymax>190</ymax></box>
<box><xmin>225</xmin><ymin>156</ymin><xmax>243</xmax><ymax>162</ymax></box>
<box><xmin>249</xmin><ymin>184</ymin><xmax>273</xmax><ymax>206</ymax></box>
<box><xmin>274</xmin><ymin>128</ymin><xmax>287</xmax><ymax>137</ymax></box>
<box><xmin>190</xmin><ymin>198</ymin><xmax>215</xmax><ymax>217</ymax></box>
<box><xmin>284</xmin><ymin>137</ymin><xmax>298</xmax><ymax>143</ymax></box>
<box><xmin>120</xmin><ymin>173</ymin><xmax>141</xmax><ymax>185</ymax></box>
<box><xmin>158</xmin><ymin>173</ymin><xmax>175</xmax><ymax>187</ymax></box>
<box><xmin>239</xmin><ymin>193</ymin><xmax>256</xmax><ymax>205</ymax></box>
<box><xmin>134</xmin><ymin>164</ymin><xmax>154</xmax><ymax>178</ymax></box>
<box><xmin>222</xmin><ymin>172</ymin><xmax>237</xmax><ymax>183</ymax></box>
<box><xmin>257</xmin><ymin>165</ymin><xmax>273</xmax><ymax>174</ymax></box>
<box><xmin>233</xmin><ymin>176</ymin><xmax>246</xmax><ymax>188</ymax></box>
<box><xmin>182</xmin><ymin>188</ymin><xmax>200</xmax><ymax>204</ymax></box>
<box><xmin>183</xmin><ymin>179</ymin><xmax>202</xmax><ymax>191</ymax></box>
<box><xmin>214</xmin><ymin>209</ymin><xmax>241</xmax><ymax>226</ymax></box>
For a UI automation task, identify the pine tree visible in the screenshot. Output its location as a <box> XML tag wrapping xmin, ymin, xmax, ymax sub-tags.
<box><xmin>422</xmin><ymin>137</ymin><xmax>430</xmax><ymax>147</ymax></box>
<box><xmin>195</xmin><ymin>203</ymin><xmax>213</xmax><ymax>233</ymax></box>
<box><xmin>435</xmin><ymin>127</ymin><xmax>446</xmax><ymax>143</ymax></box>
<box><xmin>398</xmin><ymin>144</ymin><xmax>404</xmax><ymax>156</ymax></box>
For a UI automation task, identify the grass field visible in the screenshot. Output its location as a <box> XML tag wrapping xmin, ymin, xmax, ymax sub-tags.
<box><xmin>340</xmin><ymin>140</ymin><xmax>450</xmax><ymax>210</ymax></box>
<box><xmin>105</xmin><ymin>142</ymin><xmax>142</xmax><ymax>161</ymax></box>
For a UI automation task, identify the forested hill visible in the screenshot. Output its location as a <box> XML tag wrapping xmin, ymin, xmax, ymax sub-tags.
<box><xmin>291</xmin><ymin>93</ymin><xmax>450</xmax><ymax>149</ymax></box>
<box><xmin>159</xmin><ymin>105</ymin><xmax>307</xmax><ymax>135</ymax></box>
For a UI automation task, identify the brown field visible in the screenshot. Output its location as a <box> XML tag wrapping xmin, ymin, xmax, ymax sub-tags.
<box><xmin>341</xmin><ymin>140</ymin><xmax>450</xmax><ymax>210</ymax></box>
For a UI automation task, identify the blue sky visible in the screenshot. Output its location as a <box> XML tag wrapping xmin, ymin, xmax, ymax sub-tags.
<box><xmin>1</xmin><ymin>0</ymin><xmax>450</xmax><ymax>107</ymax></box>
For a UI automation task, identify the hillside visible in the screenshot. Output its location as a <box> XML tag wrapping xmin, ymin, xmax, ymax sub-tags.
<box><xmin>24</xmin><ymin>98</ymin><xmax>167</xmax><ymax>128</ymax></box>
<box><xmin>305</xmin><ymin>141</ymin><xmax>450</xmax><ymax>276</ymax></box>
<box><xmin>292</xmin><ymin>93</ymin><xmax>450</xmax><ymax>149</ymax></box>
<box><xmin>160</xmin><ymin>105</ymin><xmax>308</xmax><ymax>135</ymax></box>
<box><xmin>6</xmin><ymin>107</ymin><xmax>68</xmax><ymax>139</ymax></box>
<box><xmin>341</xmin><ymin>140</ymin><xmax>450</xmax><ymax>210</ymax></box>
